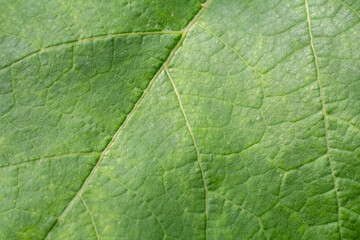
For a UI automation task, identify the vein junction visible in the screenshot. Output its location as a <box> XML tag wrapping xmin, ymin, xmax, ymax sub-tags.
<box><xmin>43</xmin><ymin>1</ymin><xmax>212</xmax><ymax>238</ymax></box>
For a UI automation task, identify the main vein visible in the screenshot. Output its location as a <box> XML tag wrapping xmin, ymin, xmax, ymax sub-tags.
<box><xmin>43</xmin><ymin>1</ymin><xmax>211</xmax><ymax>239</ymax></box>
<box><xmin>305</xmin><ymin>1</ymin><xmax>342</xmax><ymax>239</ymax></box>
<box><xmin>165</xmin><ymin>67</ymin><xmax>209</xmax><ymax>239</ymax></box>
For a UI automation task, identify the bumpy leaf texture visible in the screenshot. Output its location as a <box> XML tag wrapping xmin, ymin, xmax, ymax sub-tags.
<box><xmin>1</xmin><ymin>0</ymin><xmax>360</xmax><ymax>239</ymax></box>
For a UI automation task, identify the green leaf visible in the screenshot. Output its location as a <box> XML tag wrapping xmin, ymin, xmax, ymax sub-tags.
<box><xmin>1</xmin><ymin>0</ymin><xmax>360</xmax><ymax>239</ymax></box>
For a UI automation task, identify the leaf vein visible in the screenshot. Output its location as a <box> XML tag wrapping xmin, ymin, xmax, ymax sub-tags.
<box><xmin>336</xmin><ymin>0</ymin><xmax>360</xmax><ymax>18</ymax></box>
<box><xmin>43</xmin><ymin>1</ymin><xmax>211</xmax><ymax>238</ymax></box>
<box><xmin>98</xmin><ymin>169</ymin><xmax>168</xmax><ymax>238</ymax></box>
<box><xmin>0</xmin><ymin>152</ymin><xmax>101</xmax><ymax>169</ymax></box>
<box><xmin>80</xmin><ymin>195</ymin><xmax>99</xmax><ymax>240</ymax></box>
<box><xmin>215</xmin><ymin>192</ymin><xmax>269</xmax><ymax>240</ymax></box>
<box><xmin>165</xmin><ymin>67</ymin><xmax>209</xmax><ymax>240</ymax></box>
<box><xmin>0</xmin><ymin>31</ymin><xmax>182</xmax><ymax>72</ymax></box>
<box><xmin>305</xmin><ymin>1</ymin><xmax>343</xmax><ymax>239</ymax></box>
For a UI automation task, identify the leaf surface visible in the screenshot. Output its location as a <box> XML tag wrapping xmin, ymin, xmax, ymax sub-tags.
<box><xmin>1</xmin><ymin>0</ymin><xmax>360</xmax><ymax>239</ymax></box>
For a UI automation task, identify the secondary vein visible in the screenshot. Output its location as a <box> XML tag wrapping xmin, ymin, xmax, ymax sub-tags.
<box><xmin>305</xmin><ymin>1</ymin><xmax>343</xmax><ymax>239</ymax></box>
<box><xmin>80</xmin><ymin>195</ymin><xmax>99</xmax><ymax>240</ymax></box>
<box><xmin>196</xmin><ymin>23</ymin><xmax>263</xmax><ymax>76</ymax></box>
<box><xmin>0</xmin><ymin>30</ymin><xmax>182</xmax><ymax>71</ymax></box>
<box><xmin>336</xmin><ymin>0</ymin><xmax>360</xmax><ymax>18</ymax></box>
<box><xmin>165</xmin><ymin>67</ymin><xmax>209</xmax><ymax>239</ymax></box>
<box><xmin>99</xmin><ymin>169</ymin><xmax>168</xmax><ymax>237</ymax></box>
<box><xmin>216</xmin><ymin>192</ymin><xmax>269</xmax><ymax>240</ymax></box>
<box><xmin>0</xmin><ymin>152</ymin><xmax>101</xmax><ymax>169</ymax></box>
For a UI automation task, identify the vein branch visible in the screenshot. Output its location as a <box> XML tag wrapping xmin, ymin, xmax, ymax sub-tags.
<box><xmin>165</xmin><ymin>67</ymin><xmax>209</xmax><ymax>239</ymax></box>
<box><xmin>0</xmin><ymin>152</ymin><xmax>101</xmax><ymax>169</ymax></box>
<box><xmin>80</xmin><ymin>195</ymin><xmax>99</xmax><ymax>240</ymax></box>
<box><xmin>328</xmin><ymin>115</ymin><xmax>360</xmax><ymax>131</ymax></box>
<box><xmin>99</xmin><ymin>169</ymin><xmax>168</xmax><ymax>238</ymax></box>
<box><xmin>336</xmin><ymin>0</ymin><xmax>360</xmax><ymax>18</ymax></box>
<box><xmin>0</xmin><ymin>30</ymin><xmax>182</xmax><ymax>71</ymax></box>
<box><xmin>305</xmin><ymin>1</ymin><xmax>343</xmax><ymax>239</ymax></box>
<box><xmin>216</xmin><ymin>192</ymin><xmax>269</xmax><ymax>240</ymax></box>
<box><xmin>196</xmin><ymin>23</ymin><xmax>263</xmax><ymax>76</ymax></box>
